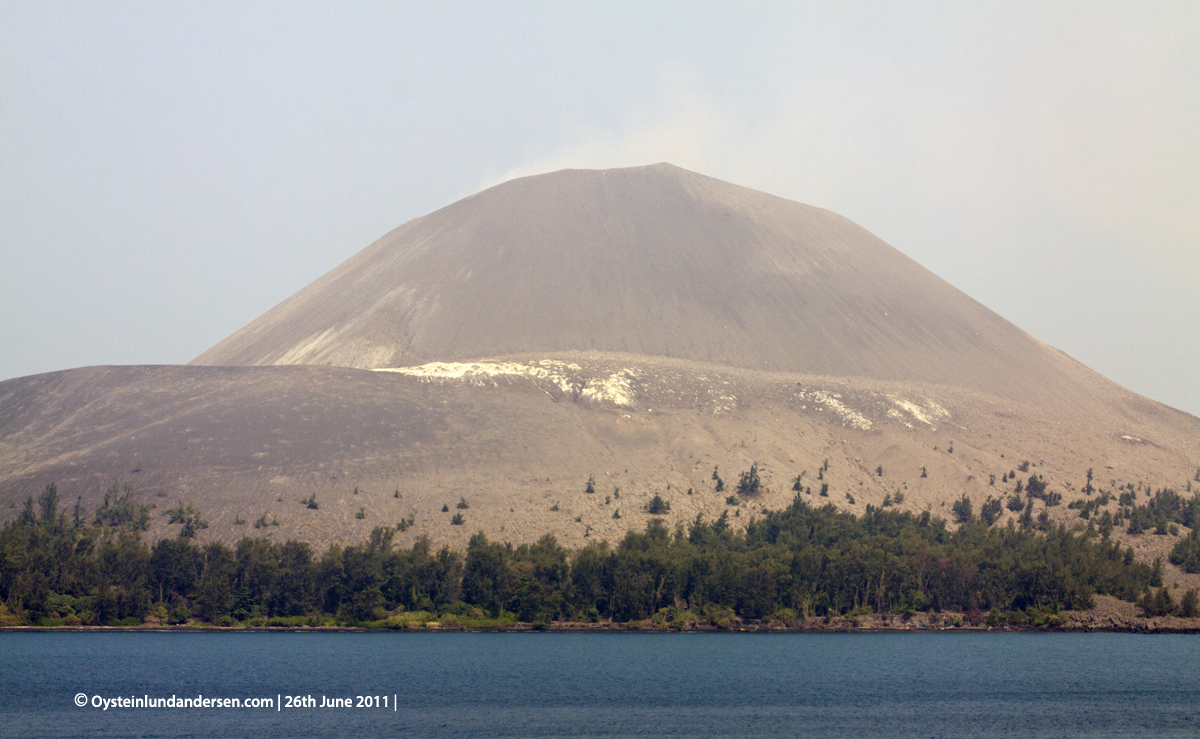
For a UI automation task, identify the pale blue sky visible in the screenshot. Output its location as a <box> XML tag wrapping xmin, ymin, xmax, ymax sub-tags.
<box><xmin>2</xmin><ymin>2</ymin><xmax>1198</xmax><ymax>415</ymax></box>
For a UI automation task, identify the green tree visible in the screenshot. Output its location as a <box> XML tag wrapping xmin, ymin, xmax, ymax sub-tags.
<box><xmin>463</xmin><ymin>533</ymin><xmax>514</xmax><ymax>616</ymax></box>
<box><xmin>37</xmin><ymin>483</ymin><xmax>61</xmax><ymax>531</ymax></box>
<box><xmin>981</xmin><ymin>497</ymin><xmax>1003</xmax><ymax>526</ymax></box>
<box><xmin>1169</xmin><ymin>528</ymin><xmax>1200</xmax><ymax>573</ymax></box>
<box><xmin>194</xmin><ymin>543</ymin><xmax>236</xmax><ymax>622</ymax></box>
<box><xmin>1181</xmin><ymin>588</ymin><xmax>1199</xmax><ymax>618</ymax></box>
<box><xmin>736</xmin><ymin>465</ymin><xmax>762</xmax><ymax>497</ymax></box>
<box><xmin>952</xmin><ymin>495</ymin><xmax>973</xmax><ymax>524</ymax></box>
<box><xmin>646</xmin><ymin>495</ymin><xmax>670</xmax><ymax>514</ymax></box>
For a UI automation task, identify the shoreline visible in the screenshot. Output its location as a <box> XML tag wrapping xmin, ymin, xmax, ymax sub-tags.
<box><xmin>6</xmin><ymin>621</ymin><xmax>1200</xmax><ymax>635</ymax></box>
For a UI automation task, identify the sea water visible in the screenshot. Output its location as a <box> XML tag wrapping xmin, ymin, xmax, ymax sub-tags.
<box><xmin>1</xmin><ymin>632</ymin><xmax>1197</xmax><ymax>737</ymax></box>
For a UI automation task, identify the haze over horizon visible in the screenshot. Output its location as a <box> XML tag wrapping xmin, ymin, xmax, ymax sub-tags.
<box><xmin>2</xmin><ymin>3</ymin><xmax>1198</xmax><ymax>416</ymax></box>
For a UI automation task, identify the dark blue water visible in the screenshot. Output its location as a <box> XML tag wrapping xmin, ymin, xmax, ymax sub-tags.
<box><xmin>2</xmin><ymin>632</ymin><xmax>1198</xmax><ymax>738</ymax></box>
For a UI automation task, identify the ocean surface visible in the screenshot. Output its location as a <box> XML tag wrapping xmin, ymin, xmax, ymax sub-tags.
<box><xmin>1</xmin><ymin>631</ymin><xmax>1198</xmax><ymax>738</ymax></box>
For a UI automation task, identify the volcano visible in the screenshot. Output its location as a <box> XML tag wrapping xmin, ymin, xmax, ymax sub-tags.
<box><xmin>2</xmin><ymin>165</ymin><xmax>1196</xmax><ymax>549</ymax></box>
<box><xmin>195</xmin><ymin>163</ymin><xmax>1086</xmax><ymax>403</ymax></box>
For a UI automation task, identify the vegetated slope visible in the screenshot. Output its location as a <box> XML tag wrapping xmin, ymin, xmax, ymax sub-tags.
<box><xmin>192</xmin><ymin>163</ymin><xmax>1089</xmax><ymax>404</ymax></box>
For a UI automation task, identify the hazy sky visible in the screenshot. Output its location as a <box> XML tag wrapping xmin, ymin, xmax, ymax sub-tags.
<box><xmin>2</xmin><ymin>2</ymin><xmax>1198</xmax><ymax>416</ymax></box>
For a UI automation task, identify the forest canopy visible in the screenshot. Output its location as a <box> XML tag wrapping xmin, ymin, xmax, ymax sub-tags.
<box><xmin>0</xmin><ymin>483</ymin><xmax>1169</xmax><ymax>628</ymax></box>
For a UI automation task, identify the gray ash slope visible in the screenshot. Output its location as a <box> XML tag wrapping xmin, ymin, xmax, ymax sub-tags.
<box><xmin>193</xmin><ymin>163</ymin><xmax>1086</xmax><ymax>404</ymax></box>
<box><xmin>2</xmin><ymin>164</ymin><xmax>1197</xmax><ymax>549</ymax></box>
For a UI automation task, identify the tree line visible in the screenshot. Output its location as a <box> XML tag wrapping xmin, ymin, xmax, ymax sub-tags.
<box><xmin>0</xmin><ymin>482</ymin><xmax>1172</xmax><ymax>628</ymax></box>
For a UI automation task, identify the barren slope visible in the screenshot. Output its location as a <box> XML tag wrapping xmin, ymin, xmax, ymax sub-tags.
<box><xmin>2</xmin><ymin>356</ymin><xmax>1196</xmax><ymax>551</ymax></box>
<box><xmin>193</xmin><ymin>164</ymin><xmax>1087</xmax><ymax>404</ymax></box>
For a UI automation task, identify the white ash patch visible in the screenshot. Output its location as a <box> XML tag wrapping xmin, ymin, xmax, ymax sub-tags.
<box><xmin>709</xmin><ymin>394</ymin><xmax>737</xmax><ymax>416</ymax></box>
<box><xmin>374</xmin><ymin>360</ymin><xmax>580</xmax><ymax>395</ymax></box>
<box><xmin>889</xmin><ymin>398</ymin><xmax>950</xmax><ymax>429</ymax></box>
<box><xmin>801</xmin><ymin>390</ymin><xmax>873</xmax><ymax>431</ymax></box>
<box><xmin>887</xmin><ymin>408</ymin><xmax>914</xmax><ymax>429</ymax></box>
<box><xmin>580</xmin><ymin>370</ymin><xmax>638</xmax><ymax>407</ymax></box>
<box><xmin>374</xmin><ymin>360</ymin><xmax>639</xmax><ymax>407</ymax></box>
<box><xmin>1119</xmin><ymin>434</ymin><xmax>1155</xmax><ymax>446</ymax></box>
<box><xmin>278</xmin><ymin>328</ymin><xmax>339</xmax><ymax>364</ymax></box>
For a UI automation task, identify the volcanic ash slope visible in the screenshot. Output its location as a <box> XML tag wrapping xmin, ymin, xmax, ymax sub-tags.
<box><xmin>2</xmin><ymin>164</ymin><xmax>1197</xmax><ymax>548</ymax></box>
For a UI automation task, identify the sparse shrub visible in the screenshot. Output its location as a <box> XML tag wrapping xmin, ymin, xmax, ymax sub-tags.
<box><xmin>451</xmin><ymin>513</ymin><xmax>464</xmax><ymax>525</ymax></box>
<box><xmin>442</xmin><ymin>504</ymin><xmax>450</xmax><ymax>512</ymax></box>
<box><xmin>646</xmin><ymin>495</ymin><xmax>670</xmax><ymax>514</ymax></box>
<box><xmin>355</xmin><ymin>507</ymin><xmax>366</xmax><ymax>520</ymax></box>
<box><xmin>457</xmin><ymin>497</ymin><xmax>469</xmax><ymax>510</ymax></box>
<box><xmin>612</xmin><ymin>509</ymin><xmax>621</xmax><ymax>519</ymax></box>
<box><xmin>819</xmin><ymin>483</ymin><xmax>829</xmax><ymax>497</ymax></box>
<box><xmin>585</xmin><ymin>475</ymin><xmax>596</xmax><ymax>494</ymax></box>
<box><xmin>736</xmin><ymin>465</ymin><xmax>762</xmax><ymax>497</ymax></box>
<box><xmin>302</xmin><ymin>494</ymin><xmax>318</xmax><ymax>510</ymax></box>
<box><xmin>725</xmin><ymin>496</ymin><xmax>739</xmax><ymax>506</ymax></box>
<box><xmin>94</xmin><ymin>484</ymin><xmax>152</xmax><ymax>531</ymax></box>
<box><xmin>876</xmin><ymin>466</ymin><xmax>883</xmax><ymax>477</ymax></box>
<box><xmin>921</xmin><ymin>466</ymin><xmax>927</xmax><ymax>478</ymax></box>
<box><xmin>167</xmin><ymin>502</ymin><xmax>208</xmax><ymax>537</ymax></box>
